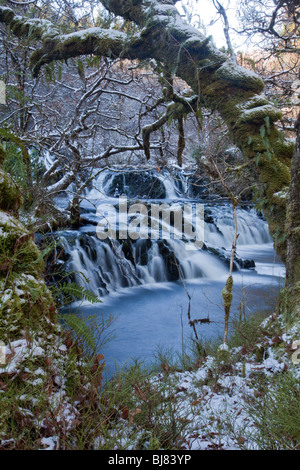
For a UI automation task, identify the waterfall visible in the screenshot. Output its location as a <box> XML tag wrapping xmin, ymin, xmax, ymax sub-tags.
<box><xmin>204</xmin><ymin>206</ymin><xmax>272</xmax><ymax>248</ymax></box>
<box><xmin>55</xmin><ymin>168</ymin><xmax>274</xmax><ymax>300</ymax></box>
<box><xmin>59</xmin><ymin>234</ymin><xmax>142</xmax><ymax>297</ymax></box>
<box><xmin>53</xmin><ymin>168</ymin><xmax>285</xmax><ymax>375</ymax></box>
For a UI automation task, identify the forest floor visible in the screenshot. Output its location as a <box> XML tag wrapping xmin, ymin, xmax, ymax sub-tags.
<box><xmin>1</xmin><ymin>307</ymin><xmax>300</xmax><ymax>451</ymax></box>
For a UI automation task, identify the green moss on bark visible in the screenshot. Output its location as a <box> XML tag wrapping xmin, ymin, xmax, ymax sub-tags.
<box><xmin>0</xmin><ymin>156</ymin><xmax>57</xmax><ymax>341</ymax></box>
<box><xmin>0</xmin><ymin>144</ymin><xmax>6</xmax><ymax>165</ymax></box>
<box><xmin>0</xmin><ymin>169</ymin><xmax>22</xmax><ymax>215</ymax></box>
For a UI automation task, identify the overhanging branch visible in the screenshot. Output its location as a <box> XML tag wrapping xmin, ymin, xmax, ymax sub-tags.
<box><xmin>0</xmin><ymin>1</ymin><xmax>295</xmax><ymax>259</ymax></box>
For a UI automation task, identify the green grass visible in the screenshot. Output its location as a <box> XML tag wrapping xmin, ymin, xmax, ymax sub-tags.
<box><xmin>243</xmin><ymin>371</ymin><xmax>300</xmax><ymax>450</ymax></box>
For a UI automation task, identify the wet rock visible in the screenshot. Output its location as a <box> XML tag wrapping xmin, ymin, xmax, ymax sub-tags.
<box><xmin>157</xmin><ymin>240</ymin><xmax>180</xmax><ymax>281</ymax></box>
<box><xmin>105</xmin><ymin>171</ymin><xmax>166</xmax><ymax>199</ymax></box>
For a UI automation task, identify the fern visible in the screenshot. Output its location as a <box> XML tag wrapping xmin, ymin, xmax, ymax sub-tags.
<box><xmin>3</xmin><ymin>142</ymin><xmax>27</xmax><ymax>187</ymax></box>
<box><xmin>62</xmin><ymin>313</ymin><xmax>97</xmax><ymax>356</ymax></box>
<box><xmin>63</xmin><ymin>282</ymin><xmax>100</xmax><ymax>303</ymax></box>
<box><xmin>53</xmin><ymin>281</ymin><xmax>101</xmax><ymax>305</ymax></box>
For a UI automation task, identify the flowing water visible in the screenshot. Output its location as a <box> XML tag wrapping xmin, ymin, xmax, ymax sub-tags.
<box><xmin>57</xmin><ymin>168</ymin><xmax>285</xmax><ymax>378</ymax></box>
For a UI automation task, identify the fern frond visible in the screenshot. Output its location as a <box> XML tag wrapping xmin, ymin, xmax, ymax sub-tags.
<box><xmin>59</xmin><ymin>282</ymin><xmax>100</xmax><ymax>303</ymax></box>
<box><xmin>51</xmin><ymin>281</ymin><xmax>101</xmax><ymax>305</ymax></box>
<box><xmin>62</xmin><ymin>313</ymin><xmax>97</xmax><ymax>355</ymax></box>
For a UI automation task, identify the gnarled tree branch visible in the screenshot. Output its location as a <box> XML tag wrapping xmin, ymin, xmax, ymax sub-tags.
<box><xmin>0</xmin><ymin>1</ymin><xmax>295</xmax><ymax>260</ymax></box>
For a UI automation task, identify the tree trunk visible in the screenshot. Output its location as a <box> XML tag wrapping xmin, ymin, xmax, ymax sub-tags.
<box><xmin>98</xmin><ymin>0</ymin><xmax>293</xmax><ymax>260</ymax></box>
<box><xmin>283</xmin><ymin>113</ymin><xmax>300</xmax><ymax>316</ymax></box>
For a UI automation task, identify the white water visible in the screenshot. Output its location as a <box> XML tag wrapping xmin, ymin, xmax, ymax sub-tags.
<box><xmin>59</xmin><ymin>168</ymin><xmax>285</xmax><ymax>377</ymax></box>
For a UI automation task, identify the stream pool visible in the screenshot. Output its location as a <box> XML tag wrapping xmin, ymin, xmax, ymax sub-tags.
<box><xmin>64</xmin><ymin>243</ymin><xmax>284</xmax><ymax>379</ymax></box>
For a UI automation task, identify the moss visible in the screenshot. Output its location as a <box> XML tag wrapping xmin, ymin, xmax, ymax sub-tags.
<box><xmin>0</xmin><ymin>7</ymin><xmax>14</xmax><ymax>25</ymax></box>
<box><xmin>0</xmin><ymin>206</ymin><xmax>56</xmax><ymax>342</ymax></box>
<box><xmin>0</xmin><ymin>144</ymin><xmax>6</xmax><ymax>165</ymax></box>
<box><xmin>279</xmin><ymin>283</ymin><xmax>300</xmax><ymax>325</ymax></box>
<box><xmin>222</xmin><ymin>275</ymin><xmax>233</xmax><ymax>307</ymax></box>
<box><xmin>260</xmin><ymin>154</ymin><xmax>290</xmax><ymax>184</ymax></box>
<box><xmin>0</xmin><ymin>274</ymin><xmax>56</xmax><ymax>342</ymax></box>
<box><xmin>0</xmin><ymin>211</ymin><xmax>26</xmax><ymax>239</ymax></box>
<box><xmin>237</xmin><ymin>94</ymin><xmax>270</xmax><ymax>111</ymax></box>
<box><xmin>0</xmin><ymin>169</ymin><xmax>22</xmax><ymax>215</ymax></box>
<box><xmin>271</xmin><ymin>138</ymin><xmax>294</xmax><ymax>164</ymax></box>
<box><xmin>213</xmin><ymin>61</ymin><xmax>265</xmax><ymax>93</ymax></box>
<box><xmin>0</xmin><ymin>213</ymin><xmax>45</xmax><ymax>277</ymax></box>
<box><xmin>239</xmin><ymin>105</ymin><xmax>282</xmax><ymax>125</ymax></box>
<box><xmin>0</xmin><ymin>150</ymin><xmax>57</xmax><ymax>340</ymax></box>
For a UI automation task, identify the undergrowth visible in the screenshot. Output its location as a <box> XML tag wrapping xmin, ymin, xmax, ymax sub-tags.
<box><xmin>1</xmin><ymin>272</ymin><xmax>300</xmax><ymax>450</ymax></box>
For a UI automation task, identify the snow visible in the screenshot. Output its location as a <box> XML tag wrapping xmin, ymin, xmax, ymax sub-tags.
<box><xmin>0</xmin><ymin>316</ymin><xmax>299</xmax><ymax>450</ymax></box>
<box><xmin>58</xmin><ymin>344</ymin><xmax>67</xmax><ymax>353</ymax></box>
<box><xmin>0</xmin><ymin>211</ymin><xmax>23</xmax><ymax>229</ymax></box>
<box><xmin>60</xmin><ymin>27</ymin><xmax>126</xmax><ymax>43</ymax></box>
<box><xmin>144</xmin><ymin>1</ymin><xmax>207</xmax><ymax>45</ymax></box>
<box><xmin>274</xmin><ymin>189</ymin><xmax>288</xmax><ymax>199</ymax></box>
<box><xmin>241</xmin><ymin>104</ymin><xmax>278</xmax><ymax>120</ymax></box>
<box><xmin>40</xmin><ymin>437</ymin><xmax>57</xmax><ymax>450</ymax></box>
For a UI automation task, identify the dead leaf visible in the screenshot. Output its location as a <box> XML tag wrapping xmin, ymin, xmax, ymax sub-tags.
<box><xmin>97</xmin><ymin>353</ymin><xmax>105</xmax><ymax>363</ymax></box>
<box><xmin>191</xmin><ymin>398</ymin><xmax>202</xmax><ymax>406</ymax></box>
<box><xmin>45</xmin><ymin>356</ymin><xmax>51</xmax><ymax>367</ymax></box>
<box><xmin>271</xmin><ymin>336</ymin><xmax>283</xmax><ymax>344</ymax></box>
<box><xmin>120</xmin><ymin>406</ymin><xmax>129</xmax><ymax>420</ymax></box>
<box><xmin>161</xmin><ymin>362</ymin><xmax>170</xmax><ymax>374</ymax></box>
<box><xmin>129</xmin><ymin>408</ymin><xmax>142</xmax><ymax>424</ymax></box>
<box><xmin>238</xmin><ymin>436</ymin><xmax>246</xmax><ymax>445</ymax></box>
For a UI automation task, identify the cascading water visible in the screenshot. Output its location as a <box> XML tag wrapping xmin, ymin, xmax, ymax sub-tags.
<box><xmin>57</xmin><ymin>168</ymin><xmax>284</xmax><ymax>376</ymax></box>
<box><xmin>59</xmin><ymin>234</ymin><xmax>142</xmax><ymax>297</ymax></box>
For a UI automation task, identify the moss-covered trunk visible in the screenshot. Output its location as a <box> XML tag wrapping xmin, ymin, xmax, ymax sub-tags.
<box><xmin>0</xmin><ymin>143</ymin><xmax>57</xmax><ymax>342</ymax></box>
<box><xmin>98</xmin><ymin>0</ymin><xmax>292</xmax><ymax>262</ymax></box>
<box><xmin>283</xmin><ymin>114</ymin><xmax>300</xmax><ymax>316</ymax></box>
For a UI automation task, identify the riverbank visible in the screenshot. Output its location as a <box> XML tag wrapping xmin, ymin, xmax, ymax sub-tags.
<box><xmin>1</xmin><ymin>304</ymin><xmax>299</xmax><ymax>450</ymax></box>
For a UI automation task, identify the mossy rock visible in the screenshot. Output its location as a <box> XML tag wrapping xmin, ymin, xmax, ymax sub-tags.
<box><xmin>0</xmin><ymin>274</ymin><xmax>56</xmax><ymax>342</ymax></box>
<box><xmin>0</xmin><ymin>211</ymin><xmax>45</xmax><ymax>277</ymax></box>
<box><xmin>0</xmin><ymin>160</ymin><xmax>58</xmax><ymax>343</ymax></box>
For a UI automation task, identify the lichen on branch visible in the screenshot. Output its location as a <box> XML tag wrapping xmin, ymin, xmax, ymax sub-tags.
<box><xmin>0</xmin><ymin>1</ymin><xmax>295</xmax><ymax>260</ymax></box>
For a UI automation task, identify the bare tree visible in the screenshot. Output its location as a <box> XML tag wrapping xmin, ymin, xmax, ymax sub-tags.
<box><xmin>236</xmin><ymin>0</ymin><xmax>300</xmax><ymax>130</ymax></box>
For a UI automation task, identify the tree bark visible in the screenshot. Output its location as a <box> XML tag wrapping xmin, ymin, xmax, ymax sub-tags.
<box><xmin>284</xmin><ymin>112</ymin><xmax>300</xmax><ymax>315</ymax></box>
